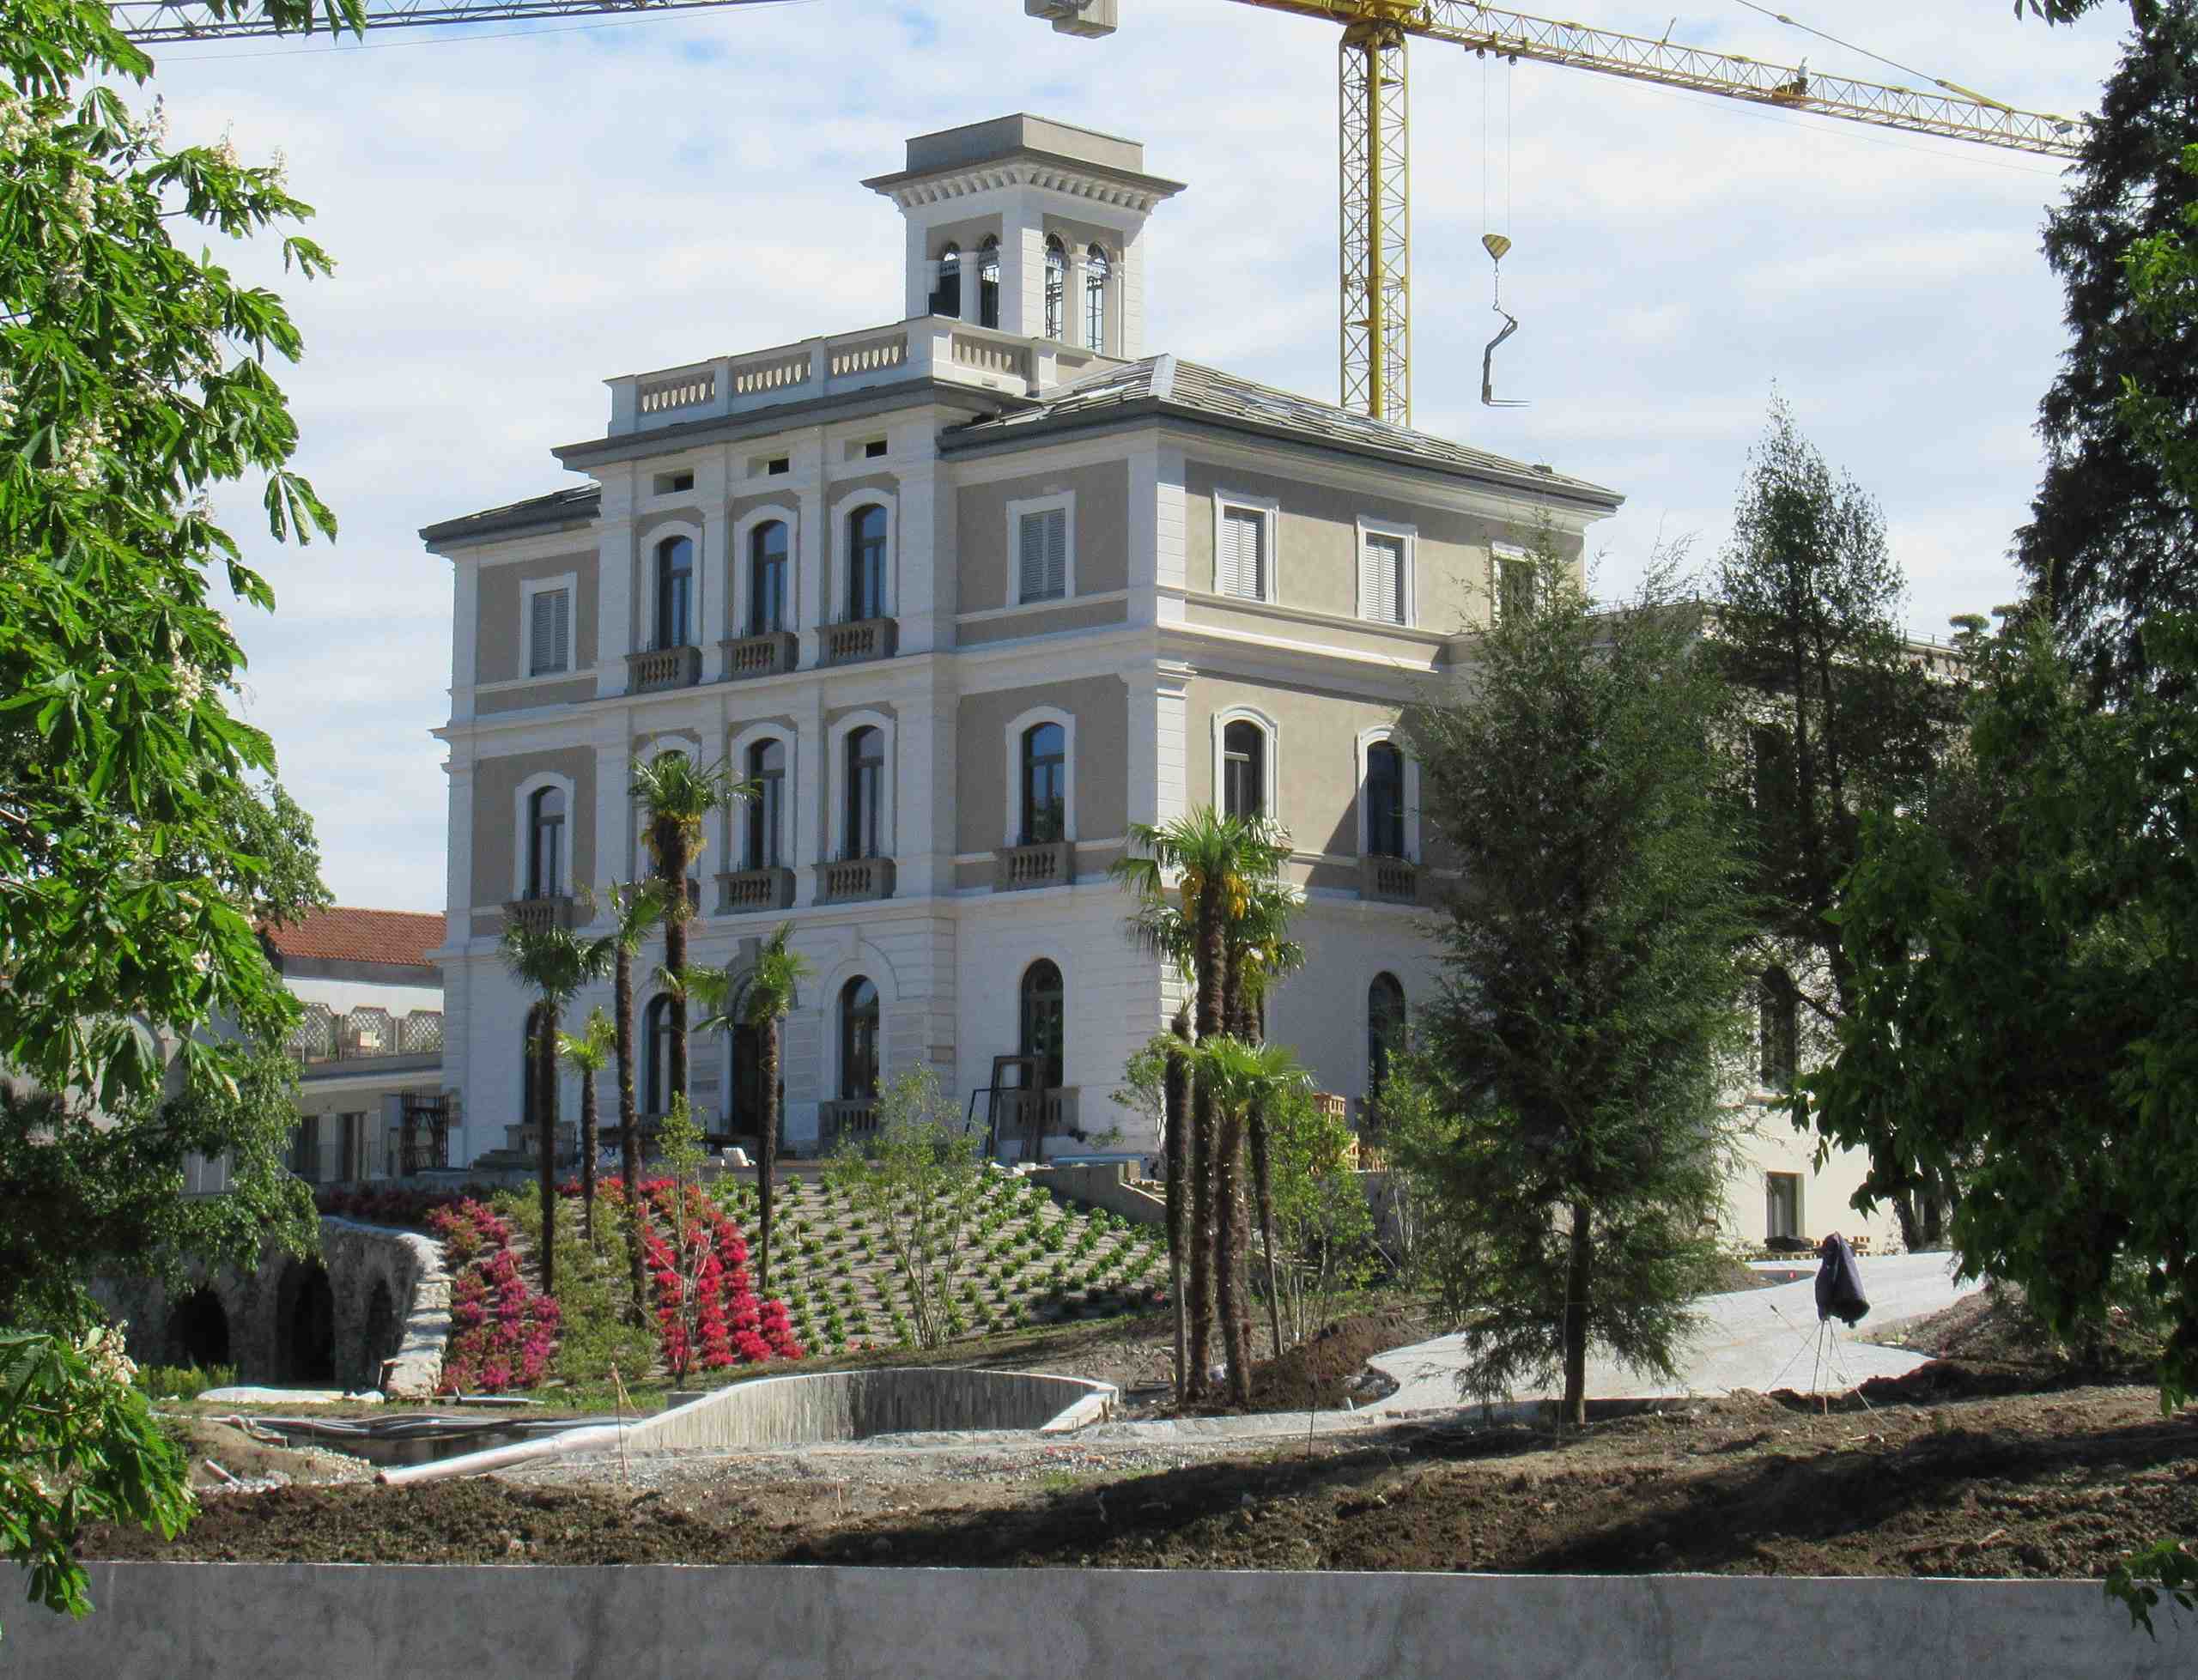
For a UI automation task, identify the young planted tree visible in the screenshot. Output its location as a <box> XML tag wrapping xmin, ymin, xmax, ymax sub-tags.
<box><xmin>1163</xmin><ymin>1007</ymin><xmax>1192</xmax><ymax>1400</ymax></box>
<box><xmin>499</xmin><ymin>916</ymin><xmax>610</xmax><ymax>1296</ymax></box>
<box><xmin>693</xmin><ymin>921</ymin><xmax>812</xmax><ymax>1298</ymax></box>
<box><xmin>558</xmin><ymin>1007</ymin><xmax>616</xmax><ymax>1244</ymax></box>
<box><xmin>1400</xmin><ymin>554</ymin><xmax>1754</xmax><ymax>1426</ymax></box>
<box><xmin>1224</xmin><ymin>878</ymin><xmax>1305</xmax><ymax>1368</ymax></box>
<box><xmin>631</xmin><ymin>752</ymin><xmax>743</xmax><ymax>1112</ymax></box>
<box><xmin>1712</xmin><ymin>397</ymin><xmax>1963</xmax><ymax>1246</ymax></box>
<box><xmin>603</xmin><ymin>880</ymin><xmax>666</xmax><ymax>1316</ymax></box>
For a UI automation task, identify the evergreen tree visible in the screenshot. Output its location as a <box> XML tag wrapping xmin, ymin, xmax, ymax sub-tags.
<box><xmin>2017</xmin><ymin>0</ymin><xmax>2198</xmax><ymax>697</ymax></box>
<box><xmin>1400</xmin><ymin>553</ymin><xmax>1755</xmax><ymax>1427</ymax></box>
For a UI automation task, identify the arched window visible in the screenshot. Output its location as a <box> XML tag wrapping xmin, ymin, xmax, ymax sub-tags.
<box><xmin>844</xmin><ymin>726</ymin><xmax>884</xmax><ymax>859</ymax></box>
<box><xmin>1222</xmin><ymin>721</ymin><xmax>1266</xmax><ymax>822</ymax></box>
<box><xmin>979</xmin><ymin>236</ymin><xmax>1001</xmax><ymax>330</ymax></box>
<box><xmin>654</xmin><ymin>535</ymin><xmax>693</xmax><ymax>649</ymax></box>
<box><xmin>1365</xmin><ymin>742</ymin><xmax>1406</xmax><ymax>858</ymax></box>
<box><xmin>1020</xmin><ymin>959</ymin><xmax>1065</xmax><ymax>1090</ymax></box>
<box><xmin>1043</xmin><ymin>236</ymin><xmax>1067</xmax><ymax>339</ymax></box>
<box><xmin>932</xmin><ymin>240</ymin><xmax>962</xmax><ymax>318</ymax></box>
<box><xmin>846</xmin><ymin>504</ymin><xmax>887</xmax><ymax>622</ymax></box>
<box><xmin>746</xmin><ymin>737</ymin><xmax>785</xmax><ymax>868</ymax></box>
<box><xmin>1021</xmin><ymin>722</ymin><xmax>1066</xmax><ymax>845</ymax></box>
<box><xmin>1084</xmin><ymin>245</ymin><xmax>1111</xmax><ymax>354</ymax></box>
<box><xmin>642</xmin><ymin>994</ymin><xmax>674</xmax><ymax>1117</ymax></box>
<box><xmin>525</xmin><ymin>785</ymin><xmax>564</xmax><ymax>899</ymax></box>
<box><xmin>839</xmin><ymin>977</ymin><xmax>879</xmax><ymax>1100</ymax></box>
<box><xmin>1369</xmin><ymin>973</ymin><xmax>1406</xmax><ymax>1098</ymax></box>
<box><xmin>748</xmin><ymin>520</ymin><xmax>787</xmax><ymax>636</ymax></box>
<box><xmin>1759</xmin><ymin>968</ymin><xmax>1799</xmax><ymax>1089</ymax></box>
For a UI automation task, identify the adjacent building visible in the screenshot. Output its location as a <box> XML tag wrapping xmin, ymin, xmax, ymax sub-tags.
<box><xmin>422</xmin><ymin>113</ymin><xmax>1900</xmax><ymax>1252</ymax></box>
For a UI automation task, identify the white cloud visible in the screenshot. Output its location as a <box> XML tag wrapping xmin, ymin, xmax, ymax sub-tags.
<box><xmin>144</xmin><ymin>0</ymin><xmax>2128</xmax><ymax>910</ymax></box>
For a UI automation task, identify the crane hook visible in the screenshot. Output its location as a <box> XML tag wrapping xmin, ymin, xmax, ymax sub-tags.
<box><xmin>1480</xmin><ymin>235</ymin><xmax>1527</xmax><ymax>408</ymax></box>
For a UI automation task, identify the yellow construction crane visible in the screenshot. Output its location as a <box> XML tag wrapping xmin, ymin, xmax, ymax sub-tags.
<box><xmin>1029</xmin><ymin>1</ymin><xmax>2088</xmax><ymax>425</ymax></box>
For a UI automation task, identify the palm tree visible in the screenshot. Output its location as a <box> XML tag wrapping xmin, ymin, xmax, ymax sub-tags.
<box><xmin>630</xmin><ymin>752</ymin><xmax>744</xmax><ymax>1113</ymax></box>
<box><xmin>694</xmin><ymin>922</ymin><xmax>811</xmax><ymax>1299</ymax></box>
<box><xmin>558</xmin><ymin>1007</ymin><xmax>616</xmax><ymax>1244</ymax></box>
<box><xmin>602</xmin><ymin>879</ymin><xmax>665</xmax><ymax>1319</ymax></box>
<box><xmin>1188</xmin><ymin>1034</ymin><xmax>1313</xmax><ymax>1404</ymax></box>
<box><xmin>1163</xmin><ymin>1004</ymin><xmax>1193</xmax><ymax>1403</ymax></box>
<box><xmin>1111</xmin><ymin>809</ymin><xmax>1290</xmax><ymax>1398</ymax></box>
<box><xmin>1224</xmin><ymin>876</ymin><xmax>1307</xmax><ymax>1368</ymax></box>
<box><xmin>500</xmin><ymin>913</ymin><xmax>610</xmax><ymax>1296</ymax></box>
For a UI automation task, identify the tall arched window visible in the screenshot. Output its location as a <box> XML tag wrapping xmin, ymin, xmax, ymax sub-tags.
<box><xmin>844</xmin><ymin>726</ymin><xmax>884</xmax><ymax>859</ymax></box>
<box><xmin>1021</xmin><ymin>722</ymin><xmax>1066</xmax><ymax>845</ymax></box>
<box><xmin>1084</xmin><ymin>245</ymin><xmax>1111</xmax><ymax>354</ymax></box>
<box><xmin>846</xmin><ymin>505</ymin><xmax>887</xmax><ymax>622</ymax></box>
<box><xmin>746</xmin><ymin>737</ymin><xmax>785</xmax><ymax>868</ymax></box>
<box><xmin>1043</xmin><ymin>236</ymin><xmax>1067</xmax><ymax>339</ymax></box>
<box><xmin>839</xmin><ymin>977</ymin><xmax>879</xmax><ymax>1100</ymax></box>
<box><xmin>526</xmin><ymin>785</ymin><xmax>564</xmax><ymax>899</ymax></box>
<box><xmin>1369</xmin><ymin>973</ymin><xmax>1406</xmax><ymax>1098</ymax></box>
<box><xmin>979</xmin><ymin>236</ymin><xmax>1001</xmax><ymax>329</ymax></box>
<box><xmin>1759</xmin><ymin>968</ymin><xmax>1800</xmax><ymax>1089</ymax></box>
<box><xmin>642</xmin><ymin>995</ymin><xmax>674</xmax><ymax>1116</ymax></box>
<box><xmin>1365</xmin><ymin>742</ymin><xmax>1406</xmax><ymax>858</ymax></box>
<box><xmin>1020</xmin><ymin>959</ymin><xmax>1065</xmax><ymax>1090</ymax></box>
<box><xmin>748</xmin><ymin>520</ymin><xmax>787</xmax><ymax>635</ymax></box>
<box><xmin>1222</xmin><ymin>721</ymin><xmax>1266</xmax><ymax>822</ymax></box>
<box><xmin>654</xmin><ymin>535</ymin><xmax>693</xmax><ymax>649</ymax></box>
<box><xmin>932</xmin><ymin>241</ymin><xmax>961</xmax><ymax>318</ymax></box>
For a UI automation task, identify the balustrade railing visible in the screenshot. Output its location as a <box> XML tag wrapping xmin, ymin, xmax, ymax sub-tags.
<box><xmin>503</xmin><ymin>895</ymin><xmax>577</xmax><ymax>936</ymax></box>
<box><xmin>638</xmin><ymin>366</ymin><xmax>717</xmax><ymax>415</ymax></box>
<box><xmin>818</xmin><ymin>617</ymin><xmax>897</xmax><ymax>667</ymax></box>
<box><xmin>994</xmin><ymin>840</ymin><xmax>1075</xmax><ymax>892</ymax></box>
<box><xmin>817</xmin><ymin>1098</ymin><xmax>880</xmax><ymax>1151</ymax></box>
<box><xmin>829</xmin><ymin>333</ymin><xmax>908</xmax><ymax>378</ymax></box>
<box><xmin>627</xmin><ymin>645</ymin><xmax>701</xmax><ymax>693</ymax></box>
<box><xmin>1360</xmin><ymin>854</ymin><xmax>1420</xmax><ymax>906</ymax></box>
<box><xmin>720</xmin><ymin>631</ymin><xmax>799</xmax><ymax>680</ymax></box>
<box><xmin>729</xmin><ymin>348</ymin><xmax>811</xmax><ymax>396</ymax></box>
<box><xmin>816</xmin><ymin>855</ymin><xmax>895</xmax><ymax>905</ymax></box>
<box><xmin>716</xmin><ymin>866</ymin><xmax>797</xmax><ymax>915</ymax></box>
<box><xmin>287</xmin><ymin>1005</ymin><xmax>444</xmax><ymax>1067</ymax></box>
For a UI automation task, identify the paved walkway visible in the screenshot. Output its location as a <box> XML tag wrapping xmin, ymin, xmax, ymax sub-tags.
<box><xmin>1364</xmin><ymin>1252</ymin><xmax>1980</xmax><ymax>1415</ymax></box>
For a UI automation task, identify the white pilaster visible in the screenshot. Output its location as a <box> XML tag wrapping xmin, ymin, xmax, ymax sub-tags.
<box><xmin>449</xmin><ymin>559</ymin><xmax>479</xmax><ymax>722</ymax></box>
<box><xmin>1154</xmin><ymin>658</ymin><xmax>1193</xmax><ymax>827</ymax></box>
<box><xmin>958</xmin><ymin>247</ymin><xmax>984</xmax><ymax>325</ymax></box>
<box><xmin>594</xmin><ymin>470</ymin><xmax>636</xmax><ymax>700</ymax></box>
<box><xmin>796</xmin><ymin>432</ymin><xmax>827</xmax><ymax>658</ymax></box>
<box><xmin>697</xmin><ymin>453</ymin><xmax>731</xmax><ymax>680</ymax></box>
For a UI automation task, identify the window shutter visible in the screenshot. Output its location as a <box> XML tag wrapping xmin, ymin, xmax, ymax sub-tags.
<box><xmin>1044</xmin><ymin>507</ymin><xmax>1067</xmax><ymax>599</ymax></box>
<box><xmin>1220</xmin><ymin>507</ymin><xmax>1262</xmax><ymax>598</ymax></box>
<box><xmin>531</xmin><ymin>588</ymin><xmax>570</xmax><ymax>674</ymax></box>
<box><xmin>551</xmin><ymin>588</ymin><xmax>570</xmax><ymax>671</ymax></box>
<box><xmin>1363</xmin><ymin>534</ymin><xmax>1403</xmax><ymax>624</ymax></box>
<box><xmin>1018</xmin><ymin>512</ymin><xmax>1046</xmax><ymax>602</ymax></box>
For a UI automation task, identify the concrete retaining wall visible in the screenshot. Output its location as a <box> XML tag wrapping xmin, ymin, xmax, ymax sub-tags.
<box><xmin>15</xmin><ymin>1564</ymin><xmax>2191</xmax><ymax>1677</ymax></box>
<box><xmin>1033</xmin><ymin>1161</ymin><xmax>1167</xmax><ymax>1227</ymax></box>
<box><xmin>634</xmin><ymin>1367</ymin><xmax>1115</xmax><ymax>1450</ymax></box>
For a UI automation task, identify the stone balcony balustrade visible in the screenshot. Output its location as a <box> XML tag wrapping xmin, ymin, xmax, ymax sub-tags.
<box><xmin>720</xmin><ymin>631</ymin><xmax>799</xmax><ymax>681</ymax></box>
<box><xmin>816</xmin><ymin>856</ymin><xmax>895</xmax><ymax>905</ymax></box>
<box><xmin>819</xmin><ymin>616</ymin><xmax>898</xmax><ymax>668</ymax></box>
<box><xmin>1359</xmin><ymin>854</ymin><xmax>1421</xmax><ymax>906</ymax></box>
<box><xmin>994</xmin><ymin>840</ymin><xmax>1074</xmax><ymax>892</ymax></box>
<box><xmin>817</xmin><ymin>1098</ymin><xmax>880</xmax><ymax>1152</ymax></box>
<box><xmin>502</xmin><ymin>895</ymin><xmax>579</xmax><ymax>935</ymax></box>
<box><xmin>716</xmin><ymin>866</ymin><xmax>797</xmax><ymax>915</ymax></box>
<box><xmin>627</xmin><ymin>645</ymin><xmax>701</xmax><ymax>694</ymax></box>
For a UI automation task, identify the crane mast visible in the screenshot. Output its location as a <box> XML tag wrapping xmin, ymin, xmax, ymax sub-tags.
<box><xmin>1035</xmin><ymin>0</ymin><xmax>2089</xmax><ymax>426</ymax></box>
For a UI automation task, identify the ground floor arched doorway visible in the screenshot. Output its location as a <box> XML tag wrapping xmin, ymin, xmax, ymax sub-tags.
<box><xmin>276</xmin><ymin>1260</ymin><xmax>336</xmax><ymax>1384</ymax></box>
<box><xmin>165</xmin><ymin>1288</ymin><xmax>231</xmax><ymax>1371</ymax></box>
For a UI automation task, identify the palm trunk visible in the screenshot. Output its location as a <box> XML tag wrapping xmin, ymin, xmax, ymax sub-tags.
<box><xmin>1216</xmin><ymin>1101</ymin><xmax>1250</xmax><ymax>1405</ymax></box>
<box><xmin>1163</xmin><ymin>1008</ymin><xmax>1191</xmax><ymax>1404</ymax></box>
<box><xmin>1248</xmin><ymin>1095</ymin><xmax>1284</xmax><ymax>1363</ymax></box>
<box><xmin>1562</xmin><ymin>1198</ymin><xmax>1594</xmax><ymax>1428</ymax></box>
<box><xmin>757</xmin><ymin>1021</ymin><xmax>781</xmax><ymax>1299</ymax></box>
<box><xmin>616</xmin><ymin>946</ymin><xmax>646</xmax><ymax>1324</ymax></box>
<box><xmin>537</xmin><ymin>1004</ymin><xmax>560</xmax><ymax>1298</ymax></box>
<box><xmin>1189</xmin><ymin>897</ymin><xmax>1225</xmax><ymax>1398</ymax></box>
<box><xmin>578</xmin><ymin>1058</ymin><xmax>598</xmax><ymax>1246</ymax></box>
<box><xmin>665</xmin><ymin>839</ymin><xmax>690</xmax><ymax>1108</ymax></box>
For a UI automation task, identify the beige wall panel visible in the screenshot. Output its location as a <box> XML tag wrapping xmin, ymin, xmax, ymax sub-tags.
<box><xmin>954</xmin><ymin>676</ymin><xmax>1129</xmax><ymax>853</ymax></box>
<box><xmin>1181</xmin><ymin>458</ymin><xmax>1581</xmax><ymax>632</ymax></box>
<box><xmin>729</xmin><ymin>489</ymin><xmax>799</xmax><ymax>525</ymax></box>
<box><xmin>925</xmin><ymin>214</ymin><xmax>1004</xmax><ymax>262</ymax></box>
<box><xmin>958</xmin><ymin>597</ymin><xmax>1128</xmax><ymax>646</ymax></box>
<box><xmin>953</xmin><ymin>459</ymin><xmax>1130</xmax><ymax>614</ymax></box>
<box><xmin>827</xmin><ymin>470</ymin><xmax>901</xmax><ymax>501</ymax></box>
<box><xmin>470</xmin><ymin>746</ymin><xmax>597</xmax><ymax>907</ymax></box>
<box><xmin>477</xmin><ymin>676</ymin><xmax>597</xmax><ymax>717</ymax></box>
<box><xmin>1041</xmin><ymin>213</ymin><xmax>1126</xmax><ymax>257</ymax></box>
<box><xmin>475</xmin><ymin>551</ymin><xmax>598</xmax><ymax>686</ymax></box>
<box><xmin>1181</xmin><ymin>598</ymin><xmax>1448</xmax><ymax>664</ymax></box>
<box><xmin>1190</xmin><ymin>675</ymin><xmax>1405</xmax><ymax>859</ymax></box>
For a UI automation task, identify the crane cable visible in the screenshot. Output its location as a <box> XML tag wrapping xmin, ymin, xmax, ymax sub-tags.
<box><xmin>1732</xmin><ymin>0</ymin><xmax>2017</xmax><ymax>112</ymax></box>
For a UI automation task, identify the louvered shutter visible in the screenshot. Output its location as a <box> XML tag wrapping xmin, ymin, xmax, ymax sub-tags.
<box><xmin>551</xmin><ymin>589</ymin><xmax>570</xmax><ymax>670</ymax></box>
<box><xmin>1220</xmin><ymin>507</ymin><xmax>1262</xmax><ymax>598</ymax></box>
<box><xmin>1362</xmin><ymin>534</ymin><xmax>1403</xmax><ymax>624</ymax></box>
<box><xmin>1019</xmin><ymin>508</ymin><xmax>1068</xmax><ymax>602</ymax></box>
<box><xmin>529</xmin><ymin>588</ymin><xmax>570</xmax><ymax>674</ymax></box>
<box><xmin>1043</xmin><ymin>507</ymin><xmax>1067</xmax><ymax>598</ymax></box>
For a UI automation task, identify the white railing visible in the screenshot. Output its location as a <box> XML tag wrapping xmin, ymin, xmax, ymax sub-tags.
<box><xmin>828</xmin><ymin>333</ymin><xmax>907</xmax><ymax>378</ymax></box>
<box><xmin>730</xmin><ymin>348</ymin><xmax>811</xmax><ymax>396</ymax></box>
<box><xmin>638</xmin><ymin>366</ymin><xmax>718</xmax><ymax>415</ymax></box>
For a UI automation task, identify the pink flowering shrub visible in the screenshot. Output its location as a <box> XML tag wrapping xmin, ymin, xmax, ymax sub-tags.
<box><xmin>428</xmin><ymin>1200</ymin><xmax>561</xmax><ymax>1395</ymax></box>
<box><xmin>582</xmin><ymin>1177</ymin><xmax>802</xmax><ymax>1379</ymax></box>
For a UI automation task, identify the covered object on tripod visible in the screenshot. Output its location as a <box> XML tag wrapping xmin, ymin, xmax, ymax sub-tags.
<box><xmin>1814</xmin><ymin>1234</ymin><xmax>1869</xmax><ymax>1325</ymax></box>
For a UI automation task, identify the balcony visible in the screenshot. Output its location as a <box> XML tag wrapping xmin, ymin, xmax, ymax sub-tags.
<box><xmin>716</xmin><ymin>865</ymin><xmax>797</xmax><ymax>915</ymax></box>
<box><xmin>502</xmin><ymin>895</ymin><xmax>578</xmax><ymax>936</ymax></box>
<box><xmin>996</xmin><ymin>1087</ymin><xmax>1080</xmax><ymax>1157</ymax></box>
<box><xmin>286</xmin><ymin>1005</ymin><xmax>444</xmax><ymax>1070</ymax></box>
<box><xmin>1360</xmin><ymin>854</ymin><xmax>1421</xmax><ymax>907</ymax></box>
<box><xmin>995</xmin><ymin>840</ymin><xmax>1074</xmax><ymax>892</ymax></box>
<box><xmin>720</xmin><ymin>631</ymin><xmax>799</xmax><ymax>681</ymax></box>
<box><xmin>627</xmin><ymin>644</ymin><xmax>701</xmax><ymax>694</ymax></box>
<box><xmin>817</xmin><ymin>1098</ymin><xmax>880</xmax><ymax>1154</ymax></box>
<box><xmin>607</xmin><ymin>318</ymin><xmax>1081</xmax><ymax>437</ymax></box>
<box><xmin>819</xmin><ymin>616</ymin><xmax>898</xmax><ymax>668</ymax></box>
<box><xmin>816</xmin><ymin>855</ymin><xmax>895</xmax><ymax>905</ymax></box>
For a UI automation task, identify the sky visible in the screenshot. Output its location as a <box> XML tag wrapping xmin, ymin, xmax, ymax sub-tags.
<box><xmin>139</xmin><ymin>0</ymin><xmax>2133</xmax><ymax>913</ymax></box>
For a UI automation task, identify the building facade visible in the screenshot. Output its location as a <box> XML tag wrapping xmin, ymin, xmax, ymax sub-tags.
<box><xmin>423</xmin><ymin>114</ymin><xmax>1900</xmax><ymax>1251</ymax></box>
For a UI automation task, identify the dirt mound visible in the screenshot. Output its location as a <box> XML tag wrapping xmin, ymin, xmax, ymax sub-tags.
<box><xmin>1876</xmin><ymin>1282</ymin><xmax>2164</xmax><ymax>1383</ymax></box>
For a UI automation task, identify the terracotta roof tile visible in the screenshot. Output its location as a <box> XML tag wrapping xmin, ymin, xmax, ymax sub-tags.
<box><xmin>261</xmin><ymin>907</ymin><xmax>444</xmax><ymax>971</ymax></box>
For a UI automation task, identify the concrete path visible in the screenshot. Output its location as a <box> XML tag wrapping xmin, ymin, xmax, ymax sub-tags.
<box><xmin>1364</xmin><ymin>1252</ymin><xmax>1980</xmax><ymax>1415</ymax></box>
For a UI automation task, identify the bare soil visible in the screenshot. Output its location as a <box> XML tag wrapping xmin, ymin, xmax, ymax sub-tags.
<box><xmin>94</xmin><ymin>1360</ymin><xmax>2196</xmax><ymax>1578</ymax></box>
